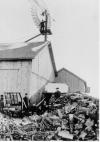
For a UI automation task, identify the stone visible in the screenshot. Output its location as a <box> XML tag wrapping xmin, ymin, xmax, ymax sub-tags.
<box><xmin>58</xmin><ymin>130</ymin><xmax>73</xmax><ymax>140</ymax></box>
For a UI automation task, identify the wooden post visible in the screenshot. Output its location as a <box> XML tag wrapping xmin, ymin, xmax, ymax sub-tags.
<box><xmin>45</xmin><ymin>10</ymin><xmax>48</xmax><ymax>42</ymax></box>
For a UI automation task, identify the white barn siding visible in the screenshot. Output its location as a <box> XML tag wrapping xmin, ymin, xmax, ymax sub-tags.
<box><xmin>0</xmin><ymin>61</ymin><xmax>32</xmax><ymax>97</ymax></box>
<box><xmin>0</xmin><ymin>69</ymin><xmax>19</xmax><ymax>93</ymax></box>
<box><xmin>30</xmin><ymin>45</ymin><xmax>55</xmax><ymax>104</ymax></box>
<box><xmin>0</xmin><ymin>42</ymin><xmax>56</xmax><ymax>104</ymax></box>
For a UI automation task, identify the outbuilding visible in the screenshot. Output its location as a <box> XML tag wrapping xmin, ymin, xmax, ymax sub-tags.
<box><xmin>55</xmin><ymin>68</ymin><xmax>90</xmax><ymax>93</ymax></box>
<box><xmin>0</xmin><ymin>41</ymin><xmax>57</xmax><ymax>104</ymax></box>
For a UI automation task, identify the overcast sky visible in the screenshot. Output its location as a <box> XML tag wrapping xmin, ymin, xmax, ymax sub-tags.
<box><xmin>0</xmin><ymin>0</ymin><xmax>99</xmax><ymax>98</ymax></box>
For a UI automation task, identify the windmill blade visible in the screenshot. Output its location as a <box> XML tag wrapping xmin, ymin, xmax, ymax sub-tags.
<box><xmin>28</xmin><ymin>0</ymin><xmax>44</xmax><ymax>29</ymax></box>
<box><xmin>32</xmin><ymin>0</ymin><xmax>45</xmax><ymax>12</ymax></box>
<box><xmin>28</xmin><ymin>0</ymin><xmax>46</xmax><ymax>13</ymax></box>
<box><xmin>33</xmin><ymin>0</ymin><xmax>48</xmax><ymax>12</ymax></box>
<box><xmin>30</xmin><ymin>5</ymin><xmax>41</xmax><ymax>29</ymax></box>
<box><xmin>35</xmin><ymin>0</ymin><xmax>51</xmax><ymax>29</ymax></box>
<box><xmin>28</xmin><ymin>0</ymin><xmax>52</xmax><ymax>33</ymax></box>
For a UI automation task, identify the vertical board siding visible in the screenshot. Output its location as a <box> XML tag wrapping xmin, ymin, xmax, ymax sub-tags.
<box><xmin>55</xmin><ymin>69</ymin><xmax>86</xmax><ymax>93</ymax></box>
<box><xmin>0</xmin><ymin>61</ymin><xmax>32</xmax><ymax>98</ymax></box>
<box><xmin>0</xmin><ymin>69</ymin><xmax>19</xmax><ymax>92</ymax></box>
<box><xmin>30</xmin><ymin>45</ymin><xmax>55</xmax><ymax>104</ymax></box>
<box><xmin>19</xmin><ymin>61</ymin><xmax>32</xmax><ymax>97</ymax></box>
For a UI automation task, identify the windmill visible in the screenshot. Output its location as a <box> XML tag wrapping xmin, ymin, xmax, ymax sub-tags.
<box><xmin>26</xmin><ymin>0</ymin><xmax>52</xmax><ymax>42</ymax></box>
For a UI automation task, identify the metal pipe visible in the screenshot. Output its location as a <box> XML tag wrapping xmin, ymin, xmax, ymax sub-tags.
<box><xmin>25</xmin><ymin>34</ymin><xmax>42</xmax><ymax>42</ymax></box>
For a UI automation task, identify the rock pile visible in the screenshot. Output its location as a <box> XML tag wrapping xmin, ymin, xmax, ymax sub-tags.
<box><xmin>0</xmin><ymin>93</ymin><xmax>99</xmax><ymax>141</ymax></box>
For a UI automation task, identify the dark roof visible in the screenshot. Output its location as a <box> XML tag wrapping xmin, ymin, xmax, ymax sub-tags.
<box><xmin>58</xmin><ymin>68</ymin><xmax>87</xmax><ymax>85</ymax></box>
<box><xmin>0</xmin><ymin>42</ymin><xmax>44</xmax><ymax>60</ymax></box>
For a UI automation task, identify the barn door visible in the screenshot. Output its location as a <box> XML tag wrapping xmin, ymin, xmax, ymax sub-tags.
<box><xmin>0</xmin><ymin>69</ymin><xmax>19</xmax><ymax>92</ymax></box>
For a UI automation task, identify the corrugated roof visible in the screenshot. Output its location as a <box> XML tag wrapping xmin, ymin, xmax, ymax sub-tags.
<box><xmin>0</xmin><ymin>42</ymin><xmax>44</xmax><ymax>60</ymax></box>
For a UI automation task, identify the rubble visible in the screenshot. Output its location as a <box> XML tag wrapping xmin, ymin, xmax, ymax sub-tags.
<box><xmin>58</xmin><ymin>130</ymin><xmax>73</xmax><ymax>140</ymax></box>
<box><xmin>0</xmin><ymin>92</ymin><xmax>99</xmax><ymax>141</ymax></box>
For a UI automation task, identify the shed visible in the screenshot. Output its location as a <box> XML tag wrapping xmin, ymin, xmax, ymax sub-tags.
<box><xmin>55</xmin><ymin>68</ymin><xmax>90</xmax><ymax>93</ymax></box>
<box><xmin>0</xmin><ymin>41</ymin><xmax>57</xmax><ymax>104</ymax></box>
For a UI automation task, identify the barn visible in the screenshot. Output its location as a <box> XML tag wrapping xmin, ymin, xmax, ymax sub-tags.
<box><xmin>55</xmin><ymin>68</ymin><xmax>90</xmax><ymax>93</ymax></box>
<box><xmin>0</xmin><ymin>41</ymin><xmax>57</xmax><ymax>104</ymax></box>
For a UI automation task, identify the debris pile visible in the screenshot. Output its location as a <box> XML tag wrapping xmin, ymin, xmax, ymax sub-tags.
<box><xmin>0</xmin><ymin>93</ymin><xmax>99</xmax><ymax>141</ymax></box>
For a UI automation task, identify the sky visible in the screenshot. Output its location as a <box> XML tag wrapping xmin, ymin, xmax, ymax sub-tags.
<box><xmin>0</xmin><ymin>0</ymin><xmax>99</xmax><ymax>98</ymax></box>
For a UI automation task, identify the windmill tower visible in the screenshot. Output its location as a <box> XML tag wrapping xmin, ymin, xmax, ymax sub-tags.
<box><xmin>26</xmin><ymin>0</ymin><xmax>52</xmax><ymax>42</ymax></box>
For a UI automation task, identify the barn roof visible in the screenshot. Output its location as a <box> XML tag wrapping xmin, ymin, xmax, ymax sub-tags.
<box><xmin>0</xmin><ymin>42</ymin><xmax>44</xmax><ymax>60</ymax></box>
<box><xmin>0</xmin><ymin>41</ymin><xmax>57</xmax><ymax>75</ymax></box>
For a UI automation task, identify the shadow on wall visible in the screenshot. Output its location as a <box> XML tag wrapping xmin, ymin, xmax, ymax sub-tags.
<box><xmin>29</xmin><ymin>71</ymin><xmax>56</xmax><ymax>105</ymax></box>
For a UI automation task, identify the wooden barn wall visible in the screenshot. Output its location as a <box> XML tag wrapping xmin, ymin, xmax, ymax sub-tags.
<box><xmin>55</xmin><ymin>70</ymin><xmax>86</xmax><ymax>93</ymax></box>
<box><xmin>0</xmin><ymin>61</ymin><xmax>32</xmax><ymax>98</ymax></box>
<box><xmin>30</xmin><ymin>45</ymin><xmax>55</xmax><ymax>104</ymax></box>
